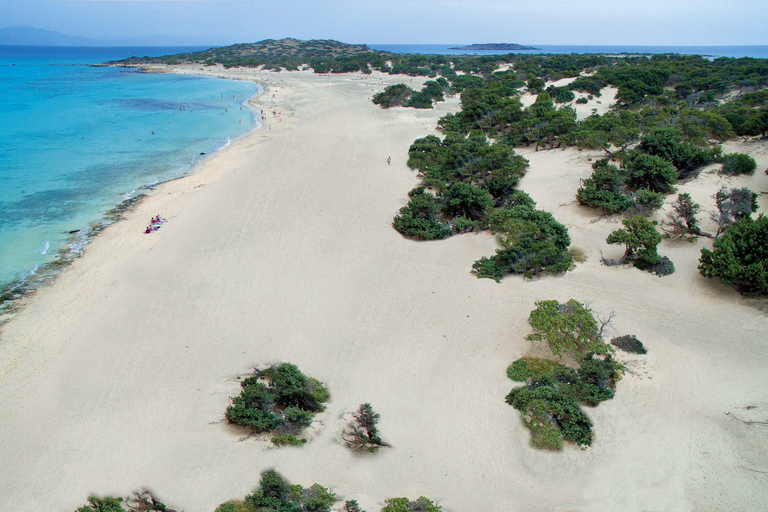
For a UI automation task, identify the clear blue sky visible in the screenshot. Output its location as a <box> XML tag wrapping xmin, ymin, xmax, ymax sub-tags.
<box><xmin>1</xmin><ymin>0</ymin><xmax>766</xmax><ymax>46</ymax></box>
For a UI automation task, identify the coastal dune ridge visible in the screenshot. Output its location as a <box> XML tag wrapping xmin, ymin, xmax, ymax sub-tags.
<box><xmin>0</xmin><ymin>58</ymin><xmax>767</xmax><ymax>512</ymax></box>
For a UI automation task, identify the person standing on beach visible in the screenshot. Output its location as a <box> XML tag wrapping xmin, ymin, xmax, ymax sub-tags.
<box><xmin>387</xmin><ymin>156</ymin><xmax>391</xmax><ymax>165</ymax></box>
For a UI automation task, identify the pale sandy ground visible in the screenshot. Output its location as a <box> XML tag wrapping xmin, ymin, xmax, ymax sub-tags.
<box><xmin>1</xmin><ymin>64</ymin><xmax>767</xmax><ymax>512</ymax></box>
<box><xmin>518</xmin><ymin>76</ymin><xmax>618</xmax><ymax>120</ymax></box>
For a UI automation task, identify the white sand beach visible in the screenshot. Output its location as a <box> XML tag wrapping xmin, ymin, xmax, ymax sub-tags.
<box><xmin>0</xmin><ymin>65</ymin><xmax>767</xmax><ymax>512</ymax></box>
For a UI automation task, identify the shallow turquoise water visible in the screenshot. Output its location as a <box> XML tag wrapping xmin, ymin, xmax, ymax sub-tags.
<box><xmin>0</xmin><ymin>46</ymin><xmax>258</xmax><ymax>288</ymax></box>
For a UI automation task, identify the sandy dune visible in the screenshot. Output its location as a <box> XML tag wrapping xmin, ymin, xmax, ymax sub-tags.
<box><xmin>0</xmin><ymin>66</ymin><xmax>767</xmax><ymax>512</ymax></box>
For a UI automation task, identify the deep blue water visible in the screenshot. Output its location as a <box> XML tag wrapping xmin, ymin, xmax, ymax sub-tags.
<box><xmin>369</xmin><ymin>44</ymin><xmax>768</xmax><ymax>59</ymax></box>
<box><xmin>0</xmin><ymin>46</ymin><xmax>258</xmax><ymax>289</ymax></box>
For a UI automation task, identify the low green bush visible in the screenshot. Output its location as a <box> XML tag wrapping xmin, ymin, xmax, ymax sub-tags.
<box><xmin>699</xmin><ymin>214</ymin><xmax>768</xmax><ymax>294</ymax></box>
<box><xmin>271</xmin><ymin>434</ymin><xmax>307</xmax><ymax>447</ymax></box>
<box><xmin>526</xmin><ymin>299</ymin><xmax>613</xmax><ymax>359</ymax></box>
<box><xmin>576</xmin><ymin>97</ymin><xmax>589</xmax><ymax>104</ymax></box>
<box><xmin>635</xmin><ymin>188</ymin><xmax>664</xmax><ymax>210</ymax></box>
<box><xmin>506</xmin><ymin>357</ymin><xmax>561</xmax><ymax>382</ymax></box>
<box><xmin>576</xmin><ymin>159</ymin><xmax>634</xmax><ymax>214</ymax></box>
<box><xmin>720</xmin><ymin>152</ymin><xmax>757</xmax><ymax>175</ymax></box>
<box><xmin>381</xmin><ymin>497</ymin><xmax>442</xmax><ymax>512</ymax></box>
<box><xmin>219</xmin><ymin>470</ymin><xmax>337</xmax><ymax>512</ymax></box>
<box><xmin>646</xmin><ymin>255</ymin><xmax>676</xmax><ymax>276</ymax></box>
<box><xmin>506</xmin><ymin>385</ymin><xmax>593</xmax><ymax>447</ymax></box>
<box><xmin>611</xmin><ymin>335</ymin><xmax>647</xmax><ymax>354</ymax></box>
<box><xmin>226</xmin><ymin>363</ymin><xmax>328</xmax><ymax>440</ymax></box>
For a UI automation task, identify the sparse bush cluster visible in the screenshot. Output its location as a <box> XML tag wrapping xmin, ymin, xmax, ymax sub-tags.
<box><xmin>604</xmin><ymin>216</ymin><xmax>674</xmax><ymax>276</ymax></box>
<box><xmin>611</xmin><ymin>335</ymin><xmax>648</xmax><ymax>354</ymax></box>
<box><xmin>577</xmin><ymin>129</ymin><xmax>719</xmax><ymax>215</ymax></box>
<box><xmin>214</xmin><ymin>470</ymin><xmax>337</xmax><ymax>512</ymax></box>
<box><xmin>342</xmin><ymin>403</ymin><xmax>389</xmax><ymax>453</ymax></box>
<box><xmin>76</xmin><ymin>490</ymin><xmax>177</xmax><ymax>512</ymax></box>
<box><xmin>393</xmin><ymin>134</ymin><xmax>572</xmax><ymax>281</ymax></box>
<box><xmin>225</xmin><ymin>363</ymin><xmax>328</xmax><ymax>442</ymax></box>
<box><xmin>720</xmin><ymin>152</ymin><xmax>757</xmax><ymax>175</ymax></box>
<box><xmin>506</xmin><ymin>301</ymin><xmax>624</xmax><ymax>450</ymax></box>
<box><xmin>699</xmin><ymin>214</ymin><xmax>768</xmax><ymax>294</ymax></box>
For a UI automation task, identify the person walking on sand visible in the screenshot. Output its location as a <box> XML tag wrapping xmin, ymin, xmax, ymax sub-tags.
<box><xmin>387</xmin><ymin>156</ymin><xmax>391</xmax><ymax>165</ymax></box>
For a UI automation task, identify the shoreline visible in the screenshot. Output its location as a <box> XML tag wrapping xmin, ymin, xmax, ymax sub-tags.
<box><xmin>0</xmin><ymin>75</ymin><xmax>264</xmax><ymax>322</ymax></box>
<box><xmin>0</xmin><ymin>64</ymin><xmax>766</xmax><ymax>512</ymax></box>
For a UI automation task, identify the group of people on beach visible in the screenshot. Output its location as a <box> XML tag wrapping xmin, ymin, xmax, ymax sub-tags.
<box><xmin>144</xmin><ymin>215</ymin><xmax>166</xmax><ymax>234</ymax></box>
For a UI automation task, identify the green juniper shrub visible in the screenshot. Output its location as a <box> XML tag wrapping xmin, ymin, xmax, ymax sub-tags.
<box><xmin>342</xmin><ymin>500</ymin><xmax>364</xmax><ymax>512</ymax></box>
<box><xmin>635</xmin><ymin>188</ymin><xmax>665</xmax><ymax>210</ymax></box>
<box><xmin>576</xmin><ymin>159</ymin><xmax>634</xmax><ymax>214</ymax></box>
<box><xmin>271</xmin><ymin>434</ymin><xmax>307</xmax><ymax>447</ymax></box>
<box><xmin>605</xmin><ymin>216</ymin><xmax>664</xmax><ymax>270</ymax></box>
<box><xmin>342</xmin><ymin>403</ymin><xmax>389</xmax><ymax>453</ymax></box>
<box><xmin>506</xmin><ymin>356</ymin><xmax>561</xmax><ymax>382</ymax></box>
<box><xmin>372</xmin><ymin>84</ymin><xmax>415</xmax><ymax>108</ymax></box>
<box><xmin>712</xmin><ymin>187</ymin><xmax>759</xmax><ymax>236</ymax></box>
<box><xmin>575</xmin><ymin>97</ymin><xmax>589</xmax><ymax>104</ymax></box>
<box><xmin>76</xmin><ymin>496</ymin><xmax>125</xmax><ymax>512</ymax></box>
<box><xmin>225</xmin><ymin>470</ymin><xmax>337</xmax><ymax>512</ymax></box>
<box><xmin>451</xmin><ymin>215</ymin><xmax>479</xmax><ymax>233</ymax></box>
<box><xmin>646</xmin><ymin>255</ymin><xmax>676</xmax><ymax>276</ymax></box>
<box><xmin>225</xmin><ymin>363</ymin><xmax>328</xmax><ymax>440</ymax></box>
<box><xmin>442</xmin><ymin>182</ymin><xmax>495</xmax><ymax>221</ymax></box>
<box><xmin>392</xmin><ymin>187</ymin><xmax>453</xmax><ymax>240</ymax></box>
<box><xmin>506</xmin><ymin>385</ymin><xmax>593</xmax><ymax>448</ymax></box>
<box><xmin>505</xmin><ymin>349</ymin><xmax>623</xmax><ymax>449</ymax></box>
<box><xmin>381</xmin><ymin>497</ymin><xmax>442</xmax><ymax>512</ymax></box>
<box><xmin>720</xmin><ymin>152</ymin><xmax>757</xmax><ymax>175</ymax></box>
<box><xmin>699</xmin><ymin>214</ymin><xmax>768</xmax><ymax>294</ymax></box>
<box><xmin>624</xmin><ymin>152</ymin><xmax>679</xmax><ymax>193</ymax></box>
<box><xmin>525</xmin><ymin>299</ymin><xmax>613</xmax><ymax>360</ymax></box>
<box><xmin>664</xmin><ymin>193</ymin><xmax>701</xmax><ymax>239</ymax></box>
<box><xmin>547</xmin><ymin>85</ymin><xmax>576</xmax><ymax>103</ymax></box>
<box><xmin>611</xmin><ymin>335</ymin><xmax>648</xmax><ymax>354</ymax></box>
<box><xmin>636</xmin><ymin>128</ymin><xmax>719</xmax><ymax>178</ymax></box>
<box><xmin>473</xmin><ymin>206</ymin><xmax>572</xmax><ymax>281</ymax></box>
<box><xmin>573</xmin><ymin>353</ymin><xmax>622</xmax><ymax>406</ymax></box>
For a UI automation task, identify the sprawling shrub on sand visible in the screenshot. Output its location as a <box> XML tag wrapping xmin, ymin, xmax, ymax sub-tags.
<box><xmin>576</xmin><ymin>159</ymin><xmax>634</xmax><ymax>214</ymax></box>
<box><xmin>225</xmin><ymin>363</ymin><xmax>328</xmax><ymax>442</ymax></box>
<box><xmin>372</xmin><ymin>84</ymin><xmax>415</xmax><ymax>108</ymax></box>
<box><xmin>342</xmin><ymin>403</ymin><xmax>389</xmax><ymax>453</ymax></box>
<box><xmin>611</xmin><ymin>335</ymin><xmax>648</xmax><ymax>354</ymax></box>
<box><xmin>526</xmin><ymin>299</ymin><xmax>613</xmax><ymax>360</ymax></box>
<box><xmin>381</xmin><ymin>497</ymin><xmax>442</xmax><ymax>512</ymax></box>
<box><xmin>76</xmin><ymin>490</ymin><xmax>176</xmax><ymax>512</ymax></box>
<box><xmin>699</xmin><ymin>214</ymin><xmax>768</xmax><ymax>294</ymax></box>
<box><xmin>720</xmin><ymin>152</ymin><xmax>757</xmax><ymax>175</ymax></box>
<box><xmin>215</xmin><ymin>470</ymin><xmax>337</xmax><ymax>512</ymax></box>
<box><xmin>605</xmin><ymin>216</ymin><xmax>668</xmax><ymax>272</ymax></box>
<box><xmin>472</xmin><ymin>206</ymin><xmax>572</xmax><ymax>281</ymax></box>
<box><xmin>507</xmin><ymin>300</ymin><xmax>625</xmax><ymax>450</ymax></box>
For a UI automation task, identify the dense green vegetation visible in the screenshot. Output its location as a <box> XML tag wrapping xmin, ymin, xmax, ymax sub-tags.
<box><xmin>611</xmin><ymin>335</ymin><xmax>648</xmax><ymax>354</ymax></box>
<box><xmin>215</xmin><ymin>470</ymin><xmax>337</xmax><ymax>512</ymax></box>
<box><xmin>380</xmin><ymin>497</ymin><xmax>442</xmax><ymax>512</ymax></box>
<box><xmin>604</xmin><ymin>216</ymin><xmax>675</xmax><ymax>276</ymax></box>
<box><xmin>394</xmin><ymin>133</ymin><xmax>572</xmax><ymax>281</ymax></box>
<box><xmin>699</xmin><ymin>214</ymin><xmax>768</xmax><ymax>294</ymax></box>
<box><xmin>76</xmin><ymin>472</ymin><xmax>441</xmax><ymax>512</ymax></box>
<box><xmin>507</xmin><ymin>300</ymin><xmax>626</xmax><ymax>450</ymax></box>
<box><xmin>76</xmin><ymin>490</ymin><xmax>176</xmax><ymax>512</ymax></box>
<box><xmin>225</xmin><ymin>363</ymin><xmax>328</xmax><ymax>444</ymax></box>
<box><xmin>526</xmin><ymin>299</ymin><xmax>613</xmax><ymax>359</ymax></box>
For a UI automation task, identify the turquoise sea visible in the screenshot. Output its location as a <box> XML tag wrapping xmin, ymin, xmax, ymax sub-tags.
<box><xmin>0</xmin><ymin>46</ymin><xmax>258</xmax><ymax>298</ymax></box>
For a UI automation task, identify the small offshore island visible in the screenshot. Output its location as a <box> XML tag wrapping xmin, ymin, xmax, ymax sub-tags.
<box><xmin>1</xmin><ymin>37</ymin><xmax>767</xmax><ymax>512</ymax></box>
<box><xmin>449</xmin><ymin>43</ymin><xmax>539</xmax><ymax>51</ymax></box>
